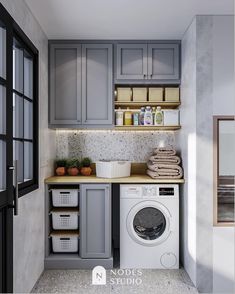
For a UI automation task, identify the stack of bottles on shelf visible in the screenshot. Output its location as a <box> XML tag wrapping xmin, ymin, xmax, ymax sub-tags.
<box><xmin>115</xmin><ymin>106</ymin><xmax>164</xmax><ymax>126</ymax></box>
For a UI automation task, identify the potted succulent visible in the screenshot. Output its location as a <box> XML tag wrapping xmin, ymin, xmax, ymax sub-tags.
<box><xmin>55</xmin><ymin>158</ymin><xmax>67</xmax><ymax>176</ymax></box>
<box><xmin>66</xmin><ymin>158</ymin><xmax>80</xmax><ymax>176</ymax></box>
<box><xmin>80</xmin><ymin>157</ymin><xmax>92</xmax><ymax>176</ymax></box>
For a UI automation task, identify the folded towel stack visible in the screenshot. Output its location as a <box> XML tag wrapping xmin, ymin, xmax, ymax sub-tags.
<box><xmin>147</xmin><ymin>147</ymin><xmax>183</xmax><ymax>179</ymax></box>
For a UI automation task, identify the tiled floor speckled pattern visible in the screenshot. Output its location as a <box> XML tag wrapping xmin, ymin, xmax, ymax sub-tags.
<box><xmin>32</xmin><ymin>268</ymin><xmax>198</xmax><ymax>294</ymax></box>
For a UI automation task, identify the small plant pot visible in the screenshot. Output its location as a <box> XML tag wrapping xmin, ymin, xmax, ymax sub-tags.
<box><xmin>55</xmin><ymin>167</ymin><xmax>66</xmax><ymax>176</ymax></box>
<box><xmin>81</xmin><ymin>167</ymin><xmax>92</xmax><ymax>176</ymax></box>
<box><xmin>67</xmin><ymin>167</ymin><xmax>79</xmax><ymax>176</ymax></box>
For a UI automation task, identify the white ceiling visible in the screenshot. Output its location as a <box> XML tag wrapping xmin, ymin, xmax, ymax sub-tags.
<box><xmin>25</xmin><ymin>0</ymin><xmax>234</xmax><ymax>39</ymax></box>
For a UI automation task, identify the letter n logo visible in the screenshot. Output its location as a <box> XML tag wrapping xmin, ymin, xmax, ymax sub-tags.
<box><xmin>92</xmin><ymin>266</ymin><xmax>106</xmax><ymax>285</ymax></box>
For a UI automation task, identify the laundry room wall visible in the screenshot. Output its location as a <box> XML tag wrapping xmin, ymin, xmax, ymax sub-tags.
<box><xmin>0</xmin><ymin>0</ymin><xmax>56</xmax><ymax>292</ymax></box>
<box><xmin>211</xmin><ymin>15</ymin><xmax>235</xmax><ymax>294</ymax></box>
<box><xmin>56</xmin><ymin>130</ymin><xmax>176</xmax><ymax>162</ymax></box>
<box><xmin>177</xmin><ymin>15</ymin><xmax>214</xmax><ymax>293</ymax></box>
<box><xmin>177</xmin><ymin>14</ymin><xmax>235</xmax><ymax>294</ymax></box>
<box><xmin>177</xmin><ymin>16</ymin><xmax>197</xmax><ymax>286</ymax></box>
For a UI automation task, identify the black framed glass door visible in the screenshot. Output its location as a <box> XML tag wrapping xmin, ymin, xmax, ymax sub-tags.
<box><xmin>0</xmin><ymin>5</ymin><xmax>13</xmax><ymax>293</ymax></box>
<box><xmin>0</xmin><ymin>3</ymin><xmax>38</xmax><ymax>292</ymax></box>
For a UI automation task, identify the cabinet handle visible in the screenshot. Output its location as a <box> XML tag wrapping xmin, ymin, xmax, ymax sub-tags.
<box><xmin>14</xmin><ymin>160</ymin><xmax>19</xmax><ymax>216</ymax></box>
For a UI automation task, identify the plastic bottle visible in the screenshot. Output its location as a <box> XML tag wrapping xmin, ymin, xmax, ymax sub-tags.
<box><xmin>115</xmin><ymin>107</ymin><xmax>124</xmax><ymax>126</ymax></box>
<box><xmin>144</xmin><ymin>106</ymin><xmax>153</xmax><ymax>126</ymax></box>
<box><xmin>139</xmin><ymin>107</ymin><xmax>145</xmax><ymax>125</ymax></box>
<box><xmin>155</xmin><ymin>106</ymin><xmax>163</xmax><ymax>126</ymax></box>
<box><xmin>152</xmin><ymin>107</ymin><xmax>156</xmax><ymax>125</ymax></box>
<box><xmin>133</xmin><ymin>113</ymin><xmax>139</xmax><ymax>126</ymax></box>
<box><xmin>124</xmin><ymin>107</ymin><xmax>132</xmax><ymax>125</ymax></box>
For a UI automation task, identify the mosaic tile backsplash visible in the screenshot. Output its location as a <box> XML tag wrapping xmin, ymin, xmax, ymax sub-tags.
<box><xmin>56</xmin><ymin>130</ymin><xmax>176</xmax><ymax>162</ymax></box>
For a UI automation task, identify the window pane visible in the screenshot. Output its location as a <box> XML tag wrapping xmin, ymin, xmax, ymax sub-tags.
<box><xmin>13</xmin><ymin>93</ymin><xmax>23</xmax><ymax>138</ymax></box>
<box><xmin>24</xmin><ymin>99</ymin><xmax>33</xmax><ymax>139</ymax></box>
<box><xmin>24</xmin><ymin>142</ymin><xmax>33</xmax><ymax>181</ymax></box>
<box><xmin>24</xmin><ymin>52</ymin><xmax>33</xmax><ymax>99</ymax></box>
<box><xmin>217</xmin><ymin>120</ymin><xmax>235</xmax><ymax>223</ymax></box>
<box><xmin>0</xmin><ymin>85</ymin><xmax>6</xmax><ymax>134</ymax></box>
<box><xmin>13</xmin><ymin>41</ymin><xmax>23</xmax><ymax>93</ymax></box>
<box><xmin>0</xmin><ymin>24</ymin><xmax>6</xmax><ymax>79</ymax></box>
<box><xmin>13</xmin><ymin>140</ymin><xmax>24</xmax><ymax>184</ymax></box>
<box><xmin>219</xmin><ymin>121</ymin><xmax>235</xmax><ymax>176</ymax></box>
<box><xmin>0</xmin><ymin>140</ymin><xmax>6</xmax><ymax>191</ymax></box>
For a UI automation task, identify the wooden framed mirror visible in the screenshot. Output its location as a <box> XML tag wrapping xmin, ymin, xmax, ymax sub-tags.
<box><xmin>213</xmin><ymin>116</ymin><xmax>235</xmax><ymax>226</ymax></box>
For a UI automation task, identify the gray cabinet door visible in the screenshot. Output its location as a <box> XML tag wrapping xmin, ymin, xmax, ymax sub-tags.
<box><xmin>80</xmin><ymin>184</ymin><xmax>111</xmax><ymax>259</ymax></box>
<box><xmin>116</xmin><ymin>44</ymin><xmax>148</xmax><ymax>80</ymax></box>
<box><xmin>50</xmin><ymin>44</ymin><xmax>82</xmax><ymax>125</ymax></box>
<box><xmin>148</xmin><ymin>43</ymin><xmax>180</xmax><ymax>80</ymax></box>
<box><xmin>82</xmin><ymin>44</ymin><xmax>113</xmax><ymax>125</ymax></box>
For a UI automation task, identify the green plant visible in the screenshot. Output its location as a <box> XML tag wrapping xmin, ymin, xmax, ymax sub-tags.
<box><xmin>55</xmin><ymin>158</ymin><xmax>67</xmax><ymax>168</ymax></box>
<box><xmin>81</xmin><ymin>157</ymin><xmax>92</xmax><ymax>167</ymax></box>
<box><xmin>66</xmin><ymin>158</ymin><xmax>79</xmax><ymax>168</ymax></box>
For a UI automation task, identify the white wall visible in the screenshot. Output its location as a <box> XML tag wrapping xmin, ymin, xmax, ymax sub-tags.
<box><xmin>0</xmin><ymin>0</ymin><xmax>56</xmax><ymax>293</ymax></box>
<box><xmin>212</xmin><ymin>15</ymin><xmax>235</xmax><ymax>294</ymax></box>
<box><xmin>213</xmin><ymin>227</ymin><xmax>235</xmax><ymax>293</ymax></box>
<box><xmin>178</xmin><ymin>17</ymin><xmax>197</xmax><ymax>286</ymax></box>
<box><xmin>179</xmin><ymin>15</ymin><xmax>235</xmax><ymax>294</ymax></box>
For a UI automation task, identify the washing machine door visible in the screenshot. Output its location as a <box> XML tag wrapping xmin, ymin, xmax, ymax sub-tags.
<box><xmin>126</xmin><ymin>201</ymin><xmax>172</xmax><ymax>246</ymax></box>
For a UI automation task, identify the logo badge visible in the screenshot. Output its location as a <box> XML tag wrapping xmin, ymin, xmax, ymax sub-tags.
<box><xmin>92</xmin><ymin>266</ymin><xmax>106</xmax><ymax>285</ymax></box>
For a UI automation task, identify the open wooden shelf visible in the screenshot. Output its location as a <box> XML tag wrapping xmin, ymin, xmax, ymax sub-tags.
<box><xmin>114</xmin><ymin>101</ymin><xmax>180</xmax><ymax>108</ymax></box>
<box><xmin>114</xmin><ymin>125</ymin><xmax>181</xmax><ymax>131</ymax></box>
<box><xmin>50</xmin><ymin>230</ymin><xmax>80</xmax><ymax>237</ymax></box>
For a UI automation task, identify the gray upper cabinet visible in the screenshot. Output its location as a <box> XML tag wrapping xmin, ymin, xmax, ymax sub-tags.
<box><xmin>82</xmin><ymin>44</ymin><xmax>113</xmax><ymax>125</ymax></box>
<box><xmin>80</xmin><ymin>184</ymin><xmax>111</xmax><ymax>259</ymax></box>
<box><xmin>49</xmin><ymin>44</ymin><xmax>82</xmax><ymax>125</ymax></box>
<box><xmin>148</xmin><ymin>43</ymin><xmax>180</xmax><ymax>80</ymax></box>
<box><xmin>115</xmin><ymin>42</ymin><xmax>180</xmax><ymax>83</ymax></box>
<box><xmin>116</xmin><ymin>44</ymin><xmax>148</xmax><ymax>80</ymax></box>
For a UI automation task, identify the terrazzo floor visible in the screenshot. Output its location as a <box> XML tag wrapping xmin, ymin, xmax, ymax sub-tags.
<box><xmin>32</xmin><ymin>268</ymin><xmax>198</xmax><ymax>294</ymax></box>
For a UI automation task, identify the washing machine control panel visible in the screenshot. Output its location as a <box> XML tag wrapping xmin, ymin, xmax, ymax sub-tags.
<box><xmin>142</xmin><ymin>186</ymin><xmax>157</xmax><ymax>197</ymax></box>
<box><xmin>141</xmin><ymin>185</ymin><xmax>178</xmax><ymax>198</ymax></box>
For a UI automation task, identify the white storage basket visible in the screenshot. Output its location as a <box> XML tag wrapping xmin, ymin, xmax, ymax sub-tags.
<box><xmin>52</xmin><ymin>189</ymin><xmax>78</xmax><ymax>207</ymax></box>
<box><xmin>96</xmin><ymin>161</ymin><xmax>131</xmax><ymax>178</ymax></box>
<box><xmin>51</xmin><ymin>233</ymin><xmax>79</xmax><ymax>253</ymax></box>
<box><xmin>52</xmin><ymin>210</ymin><xmax>79</xmax><ymax>230</ymax></box>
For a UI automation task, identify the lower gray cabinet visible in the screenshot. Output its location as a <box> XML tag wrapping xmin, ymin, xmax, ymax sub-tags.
<box><xmin>80</xmin><ymin>184</ymin><xmax>111</xmax><ymax>259</ymax></box>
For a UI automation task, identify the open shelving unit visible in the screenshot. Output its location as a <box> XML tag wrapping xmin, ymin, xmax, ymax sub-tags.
<box><xmin>115</xmin><ymin>101</ymin><xmax>181</xmax><ymax>109</ymax></box>
<box><xmin>114</xmin><ymin>85</ymin><xmax>181</xmax><ymax>131</ymax></box>
<box><xmin>114</xmin><ymin>125</ymin><xmax>181</xmax><ymax>131</ymax></box>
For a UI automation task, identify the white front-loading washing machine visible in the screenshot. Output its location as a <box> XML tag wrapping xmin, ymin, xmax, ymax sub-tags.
<box><xmin>120</xmin><ymin>184</ymin><xmax>179</xmax><ymax>269</ymax></box>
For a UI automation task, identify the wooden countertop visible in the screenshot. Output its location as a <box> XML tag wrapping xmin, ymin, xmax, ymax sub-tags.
<box><xmin>45</xmin><ymin>174</ymin><xmax>185</xmax><ymax>184</ymax></box>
